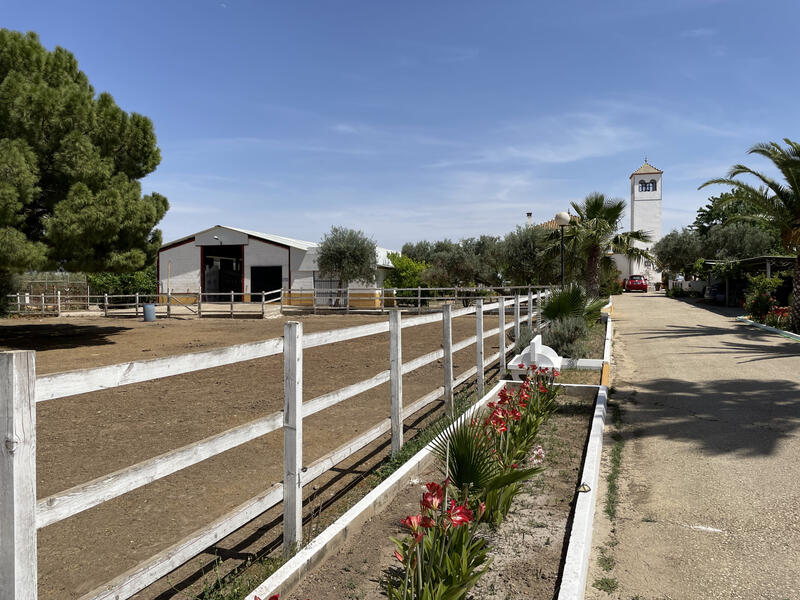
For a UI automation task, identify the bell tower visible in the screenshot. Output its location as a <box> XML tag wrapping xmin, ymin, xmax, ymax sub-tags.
<box><xmin>627</xmin><ymin>159</ymin><xmax>663</xmax><ymax>284</ymax></box>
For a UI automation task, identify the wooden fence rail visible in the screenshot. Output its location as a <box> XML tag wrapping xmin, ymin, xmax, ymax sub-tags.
<box><xmin>1</xmin><ymin>292</ymin><xmax>548</xmax><ymax>600</ymax></box>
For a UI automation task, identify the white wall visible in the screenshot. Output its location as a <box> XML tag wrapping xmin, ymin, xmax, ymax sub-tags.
<box><xmin>159</xmin><ymin>242</ymin><xmax>200</xmax><ymax>293</ymax></box>
<box><xmin>243</xmin><ymin>239</ymin><xmax>289</xmax><ymax>293</ymax></box>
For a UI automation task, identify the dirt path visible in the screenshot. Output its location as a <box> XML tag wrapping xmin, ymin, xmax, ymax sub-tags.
<box><xmin>0</xmin><ymin>312</ymin><xmax>513</xmax><ymax>599</ymax></box>
<box><xmin>585</xmin><ymin>294</ymin><xmax>800</xmax><ymax>600</ymax></box>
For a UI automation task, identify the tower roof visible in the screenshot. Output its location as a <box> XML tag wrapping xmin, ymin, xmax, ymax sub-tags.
<box><xmin>630</xmin><ymin>160</ymin><xmax>663</xmax><ymax>178</ymax></box>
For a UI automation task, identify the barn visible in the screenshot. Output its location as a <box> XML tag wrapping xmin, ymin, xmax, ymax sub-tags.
<box><xmin>157</xmin><ymin>225</ymin><xmax>394</xmax><ymax>304</ymax></box>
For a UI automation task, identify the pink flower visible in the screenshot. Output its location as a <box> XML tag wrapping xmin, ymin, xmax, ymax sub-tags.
<box><xmin>530</xmin><ymin>445</ymin><xmax>545</xmax><ymax>465</ymax></box>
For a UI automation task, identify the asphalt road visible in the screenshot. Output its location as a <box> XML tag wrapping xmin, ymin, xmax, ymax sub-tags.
<box><xmin>586</xmin><ymin>292</ymin><xmax>800</xmax><ymax>600</ymax></box>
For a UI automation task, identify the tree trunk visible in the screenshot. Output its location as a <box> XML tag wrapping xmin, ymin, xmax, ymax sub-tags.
<box><xmin>792</xmin><ymin>255</ymin><xmax>800</xmax><ymax>333</ymax></box>
<box><xmin>587</xmin><ymin>246</ymin><xmax>601</xmax><ymax>297</ymax></box>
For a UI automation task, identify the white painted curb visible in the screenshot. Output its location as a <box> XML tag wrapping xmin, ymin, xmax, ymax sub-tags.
<box><xmin>245</xmin><ymin>379</ymin><xmax>507</xmax><ymax>600</ymax></box>
<box><xmin>557</xmin><ymin>385</ymin><xmax>608</xmax><ymax>600</ymax></box>
<box><xmin>735</xmin><ymin>316</ymin><xmax>800</xmax><ymax>342</ymax></box>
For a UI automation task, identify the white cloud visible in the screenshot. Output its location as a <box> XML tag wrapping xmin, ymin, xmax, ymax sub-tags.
<box><xmin>680</xmin><ymin>27</ymin><xmax>716</xmax><ymax>38</ymax></box>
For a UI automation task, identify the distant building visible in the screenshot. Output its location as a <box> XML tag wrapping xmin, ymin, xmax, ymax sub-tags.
<box><xmin>157</xmin><ymin>225</ymin><xmax>393</xmax><ymax>304</ymax></box>
<box><xmin>614</xmin><ymin>160</ymin><xmax>663</xmax><ymax>284</ymax></box>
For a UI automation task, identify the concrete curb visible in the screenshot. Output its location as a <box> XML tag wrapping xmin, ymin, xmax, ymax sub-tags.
<box><xmin>244</xmin><ymin>379</ymin><xmax>506</xmax><ymax>600</ymax></box>
<box><xmin>735</xmin><ymin>316</ymin><xmax>800</xmax><ymax>342</ymax></box>
<box><xmin>557</xmin><ymin>386</ymin><xmax>608</xmax><ymax>600</ymax></box>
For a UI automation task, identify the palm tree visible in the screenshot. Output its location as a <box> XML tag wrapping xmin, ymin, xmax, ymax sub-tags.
<box><xmin>700</xmin><ymin>138</ymin><xmax>800</xmax><ymax>330</ymax></box>
<box><xmin>559</xmin><ymin>193</ymin><xmax>652</xmax><ymax>296</ymax></box>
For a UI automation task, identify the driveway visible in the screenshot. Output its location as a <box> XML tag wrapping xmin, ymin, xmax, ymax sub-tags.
<box><xmin>584</xmin><ymin>293</ymin><xmax>800</xmax><ymax>600</ymax></box>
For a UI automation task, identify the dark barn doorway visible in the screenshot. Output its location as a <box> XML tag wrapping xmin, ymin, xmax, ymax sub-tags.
<box><xmin>203</xmin><ymin>245</ymin><xmax>243</xmax><ymax>301</ymax></box>
<box><xmin>250</xmin><ymin>266</ymin><xmax>282</xmax><ymax>302</ymax></box>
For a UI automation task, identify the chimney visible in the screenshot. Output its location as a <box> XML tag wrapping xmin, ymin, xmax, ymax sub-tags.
<box><xmin>526</xmin><ymin>212</ymin><xmax>533</xmax><ymax>227</ymax></box>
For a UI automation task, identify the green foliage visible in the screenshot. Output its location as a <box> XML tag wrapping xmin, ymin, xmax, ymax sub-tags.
<box><xmin>703</xmin><ymin>222</ymin><xmax>779</xmax><ymax>260</ymax></box>
<box><xmin>559</xmin><ymin>193</ymin><xmax>652</xmax><ymax>295</ymax></box>
<box><xmin>0</xmin><ymin>29</ymin><xmax>168</xmax><ymax>274</ymax></box>
<box><xmin>513</xmin><ymin>324</ymin><xmax>534</xmax><ymax>354</ymax></box>
<box><xmin>0</xmin><ymin>269</ymin><xmax>20</xmax><ymax>315</ymax></box>
<box><xmin>86</xmin><ymin>264</ymin><xmax>156</xmax><ymax>298</ymax></box>
<box><xmin>501</xmin><ymin>225</ymin><xmax>557</xmax><ymax>285</ymax></box>
<box><xmin>541</xmin><ymin>283</ymin><xmax>605</xmax><ymax>324</ymax></box>
<box><xmin>384</xmin><ymin>252</ymin><xmax>428</xmax><ymax>290</ymax></box>
<box><xmin>700</xmin><ymin>138</ymin><xmax>800</xmax><ymax>329</ymax></box>
<box><xmin>744</xmin><ymin>274</ymin><xmax>782</xmax><ymax>322</ymax></box>
<box><xmin>402</xmin><ymin>237</ymin><xmax>502</xmax><ymax>287</ymax></box>
<box><xmin>542</xmin><ymin>316</ymin><xmax>589</xmax><ymax>358</ymax></box>
<box><xmin>599</xmin><ymin>264</ymin><xmax>623</xmax><ymax>296</ymax></box>
<box><xmin>652</xmin><ymin>228</ymin><xmax>704</xmax><ymax>276</ymax></box>
<box><xmin>317</xmin><ymin>226</ymin><xmax>377</xmax><ymax>286</ymax></box>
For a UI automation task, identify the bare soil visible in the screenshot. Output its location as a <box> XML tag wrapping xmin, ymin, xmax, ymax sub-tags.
<box><xmin>288</xmin><ymin>387</ymin><xmax>597</xmax><ymax>600</ymax></box>
<box><xmin>0</xmin><ymin>312</ymin><xmax>512</xmax><ymax>600</ymax></box>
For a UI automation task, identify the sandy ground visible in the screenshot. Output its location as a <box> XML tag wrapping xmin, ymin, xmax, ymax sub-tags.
<box><xmin>585</xmin><ymin>293</ymin><xmax>800</xmax><ymax>600</ymax></box>
<box><xmin>0</xmin><ymin>311</ymin><xmax>513</xmax><ymax>600</ymax></box>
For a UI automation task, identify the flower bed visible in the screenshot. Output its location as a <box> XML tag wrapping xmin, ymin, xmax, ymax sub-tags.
<box><xmin>285</xmin><ymin>384</ymin><xmax>597</xmax><ymax>600</ymax></box>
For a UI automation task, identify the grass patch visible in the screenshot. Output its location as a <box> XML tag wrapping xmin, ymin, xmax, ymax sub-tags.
<box><xmin>604</xmin><ymin>401</ymin><xmax>624</xmax><ymax>521</ymax></box>
<box><xmin>592</xmin><ymin>577</ymin><xmax>619</xmax><ymax>593</ymax></box>
<box><xmin>597</xmin><ymin>547</ymin><xmax>615</xmax><ymax>572</ymax></box>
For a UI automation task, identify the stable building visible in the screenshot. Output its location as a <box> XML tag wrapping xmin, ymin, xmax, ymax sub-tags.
<box><xmin>157</xmin><ymin>225</ymin><xmax>393</xmax><ymax>304</ymax></box>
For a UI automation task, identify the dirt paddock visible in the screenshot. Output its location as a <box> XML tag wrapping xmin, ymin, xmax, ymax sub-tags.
<box><xmin>0</xmin><ymin>311</ymin><xmax>514</xmax><ymax>600</ymax></box>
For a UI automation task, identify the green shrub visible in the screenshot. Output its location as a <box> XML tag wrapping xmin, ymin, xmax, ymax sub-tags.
<box><xmin>542</xmin><ymin>284</ymin><xmax>605</xmax><ymax>324</ymax></box>
<box><xmin>744</xmin><ymin>274</ymin><xmax>782</xmax><ymax>323</ymax></box>
<box><xmin>513</xmin><ymin>324</ymin><xmax>534</xmax><ymax>354</ymax></box>
<box><xmin>543</xmin><ymin>316</ymin><xmax>589</xmax><ymax>358</ymax></box>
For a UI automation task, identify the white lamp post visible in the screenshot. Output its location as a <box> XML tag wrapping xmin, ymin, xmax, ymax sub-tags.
<box><xmin>555</xmin><ymin>212</ymin><xmax>571</xmax><ymax>287</ymax></box>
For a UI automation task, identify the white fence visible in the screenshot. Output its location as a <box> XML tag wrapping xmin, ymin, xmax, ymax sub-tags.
<box><xmin>1</xmin><ymin>292</ymin><xmax>548</xmax><ymax>600</ymax></box>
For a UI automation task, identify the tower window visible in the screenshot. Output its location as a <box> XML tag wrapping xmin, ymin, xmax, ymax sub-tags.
<box><xmin>649</xmin><ymin>179</ymin><xmax>657</xmax><ymax>191</ymax></box>
<box><xmin>639</xmin><ymin>180</ymin><xmax>657</xmax><ymax>192</ymax></box>
<box><xmin>639</xmin><ymin>181</ymin><xmax>647</xmax><ymax>192</ymax></box>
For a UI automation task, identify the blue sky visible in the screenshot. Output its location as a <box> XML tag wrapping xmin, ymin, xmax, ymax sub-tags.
<box><xmin>4</xmin><ymin>0</ymin><xmax>799</xmax><ymax>249</ymax></box>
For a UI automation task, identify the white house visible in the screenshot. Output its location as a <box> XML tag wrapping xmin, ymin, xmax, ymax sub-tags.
<box><xmin>613</xmin><ymin>160</ymin><xmax>663</xmax><ymax>285</ymax></box>
<box><xmin>157</xmin><ymin>225</ymin><xmax>393</xmax><ymax>304</ymax></box>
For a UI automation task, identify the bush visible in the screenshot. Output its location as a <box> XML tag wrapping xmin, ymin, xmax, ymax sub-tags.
<box><xmin>542</xmin><ymin>284</ymin><xmax>605</xmax><ymax>324</ymax></box>
<box><xmin>512</xmin><ymin>324</ymin><xmax>534</xmax><ymax>354</ymax></box>
<box><xmin>543</xmin><ymin>316</ymin><xmax>589</xmax><ymax>358</ymax></box>
<box><xmin>744</xmin><ymin>274</ymin><xmax>782</xmax><ymax>323</ymax></box>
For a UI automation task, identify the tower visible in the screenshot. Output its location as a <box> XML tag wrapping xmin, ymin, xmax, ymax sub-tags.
<box><xmin>628</xmin><ymin>159</ymin><xmax>663</xmax><ymax>284</ymax></box>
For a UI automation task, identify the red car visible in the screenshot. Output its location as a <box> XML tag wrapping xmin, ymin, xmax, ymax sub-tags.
<box><xmin>624</xmin><ymin>275</ymin><xmax>648</xmax><ymax>292</ymax></box>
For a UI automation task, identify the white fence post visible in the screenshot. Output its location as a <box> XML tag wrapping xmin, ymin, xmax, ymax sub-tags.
<box><xmin>197</xmin><ymin>292</ymin><xmax>202</xmax><ymax>318</ymax></box>
<box><xmin>498</xmin><ymin>296</ymin><xmax>506</xmax><ymax>359</ymax></box>
<box><xmin>283</xmin><ymin>321</ymin><xmax>303</xmax><ymax>555</ymax></box>
<box><xmin>0</xmin><ymin>351</ymin><xmax>38</xmax><ymax>600</ymax></box>
<box><xmin>389</xmin><ymin>310</ymin><xmax>403</xmax><ymax>456</ymax></box>
<box><xmin>536</xmin><ymin>289</ymin><xmax>542</xmax><ymax>331</ymax></box>
<box><xmin>56</xmin><ymin>290</ymin><xmax>61</xmax><ymax>317</ymax></box>
<box><xmin>514</xmin><ymin>294</ymin><xmax>520</xmax><ymax>343</ymax></box>
<box><xmin>527</xmin><ymin>288</ymin><xmax>533</xmax><ymax>332</ymax></box>
<box><xmin>166</xmin><ymin>291</ymin><xmax>172</xmax><ymax>319</ymax></box>
<box><xmin>262</xmin><ymin>291</ymin><xmax>266</xmax><ymax>318</ymax></box>
<box><xmin>230</xmin><ymin>290</ymin><xmax>234</xmax><ymax>318</ymax></box>
<box><xmin>16</xmin><ymin>292</ymin><xmax>21</xmax><ymax>313</ymax></box>
<box><xmin>135</xmin><ymin>292</ymin><xmax>140</xmax><ymax>317</ymax></box>
<box><xmin>40</xmin><ymin>293</ymin><xmax>45</xmax><ymax>316</ymax></box>
<box><xmin>442</xmin><ymin>303</ymin><xmax>454</xmax><ymax>417</ymax></box>
<box><xmin>476</xmin><ymin>299</ymin><xmax>484</xmax><ymax>400</ymax></box>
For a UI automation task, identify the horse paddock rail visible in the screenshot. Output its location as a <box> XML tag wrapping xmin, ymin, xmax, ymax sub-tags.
<box><xmin>1</xmin><ymin>293</ymin><xmax>547</xmax><ymax>600</ymax></box>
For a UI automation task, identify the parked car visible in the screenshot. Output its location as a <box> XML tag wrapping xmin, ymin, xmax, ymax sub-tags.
<box><xmin>624</xmin><ymin>274</ymin><xmax>647</xmax><ymax>292</ymax></box>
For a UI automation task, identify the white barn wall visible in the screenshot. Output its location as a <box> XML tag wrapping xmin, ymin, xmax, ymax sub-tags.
<box><xmin>159</xmin><ymin>241</ymin><xmax>200</xmax><ymax>293</ymax></box>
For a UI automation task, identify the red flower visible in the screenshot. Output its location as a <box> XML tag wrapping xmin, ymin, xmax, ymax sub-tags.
<box><xmin>401</xmin><ymin>514</ymin><xmax>435</xmax><ymax>535</ymax></box>
<box><xmin>518</xmin><ymin>362</ymin><xmax>526</xmax><ymax>368</ymax></box>
<box><xmin>394</xmin><ymin>549</ymin><xmax>404</xmax><ymax>562</ymax></box>
<box><xmin>446</xmin><ymin>499</ymin><xmax>474</xmax><ymax>527</ymax></box>
<box><xmin>421</xmin><ymin>482</ymin><xmax>444</xmax><ymax>510</ymax></box>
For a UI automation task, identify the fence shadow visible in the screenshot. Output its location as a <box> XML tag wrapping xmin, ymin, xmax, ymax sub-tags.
<box><xmin>0</xmin><ymin>323</ymin><xmax>130</xmax><ymax>351</ymax></box>
<box><xmin>617</xmin><ymin>377</ymin><xmax>800</xmax><ymax>458</ymax></box>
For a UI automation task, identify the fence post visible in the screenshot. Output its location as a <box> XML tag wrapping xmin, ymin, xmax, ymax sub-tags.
<box><xmin>283</xmin><ymin>321</ymin><xmax>303</xmax><ymax>555</ymax></box>
<box><xmin>346</xmin><ymin>287</ymin><xmax>350</xmax><ymax>313</ymax></box>
<box><xmin>135</xmin><ymin>292</ymin><xmax>139</xmax><ymax>317</ymax></box>
<box><xmin>527</xmin><ymin>288</ymin><xmax>533</xmax><ymax>332</ymax></box>
<box><xmin>40</xmin><ymin>293</ymin><xmax>45</xmax><ymax>316</ymax></box>
<box><xmin>230</xmin><ymin>290</ymin><xmax>234</xmax><ymax>318</ymax></box>
<box><xmin>514</xmin><ymin>294</ymin><xmax>520</xmax><ymax>343</ymax></box>
<box><xmin>380</xmin><ymin>288</ymin><xmax>385</xmax><ymax>314</ymax></box>
<box><xmin>313</xmin><ymin>288</ymin><xmax>317</xmax><ymax>315</ymax></box>
<box><xmin>261</xmin><ymin>291</ymin><xmax>266</xmax><ymax>318</ymax></box>
<box><xmin>166</xmin><ymin>291</ymin><xmax>172</xmax><ymax>318</ymax></box>
<box><xmin>197</xmin><ymin>292</ymin><xmax>202</xmax><ymax>318</ymax></box>
<box><xmin>442</xmin><ymin>303</ymin><xmax>454</xmax><ymax>417</ymax></box>
<box><xmin>16</xmin><ymin>292</ymin><xmax>21</xmax><ymax>313</ymax></box>
<box><xmin>280</xmin><ymin>288</ymin><xmax>284</xmax><ymax>314</ymax></box>
<box><xmin>389</xmin><ymin>310</ymin><xmax>403</xmax><ymax>456</ymax></box>
<box><xmin>498</xmin><ymin>296</ymin><xmax>506</xmax><ymax>362</ymax></box>
<box><xmin>0</xmin><ymin>351</ymin><xmax>38</xmax><ymax>600</ymax></box>
<box><xmin>104</xmin><ymin>293</ymin><xmax>108</xmax><ymax>317</ymax></box>
<box><xmin>536</xmin><ymin>289</ymin><xmax>542</xmax><ymax>331</ymax></box>
<box><xmin>417</xmin><ymin>286</ymin><xmax>421</xmax><ymax>314</ymax></box>
<box><xmin>476</xmin><ymin>299</ymin><xmax>484</xmax><ymax>400</ymax></box>
<box><xmin>56</xmin><ymin>290</ymin><xmax>61</xmax><ymax>317</ymax></box>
